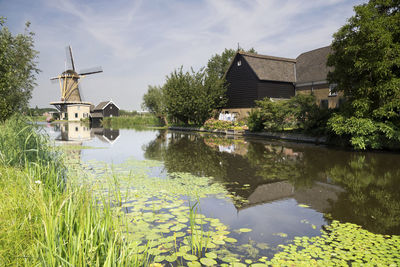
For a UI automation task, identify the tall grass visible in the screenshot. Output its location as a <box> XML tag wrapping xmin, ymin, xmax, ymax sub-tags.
<box><xmin>0</xmin><ymin>116</ymin><xmax>147</xmax><ymax>266</ymax></box>
<box><xmin>101</xmin><ymin>115</ymin><xmax>161</xmax><ymax>129</ymax></box>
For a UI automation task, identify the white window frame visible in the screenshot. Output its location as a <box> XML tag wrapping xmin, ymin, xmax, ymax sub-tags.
<box><xmin>237</xmin><ymin>60</ymin><xmax>242</xmax><ymax>67</ymax></box>
<box><xmin>329</xmin><ymin>83</ymin><xmax>338</xmax><ymax>96</ymax></box>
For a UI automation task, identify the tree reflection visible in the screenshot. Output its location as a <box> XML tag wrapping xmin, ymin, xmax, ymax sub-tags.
<box><xmin>327</xmin><ymin>154</ymin><xmax>400</xmax><ymax>234</ymax></box>
<box><xmin>143</xmin><ymin>131</ymin><xmax>400</xmax><ymax>234</ymax></box>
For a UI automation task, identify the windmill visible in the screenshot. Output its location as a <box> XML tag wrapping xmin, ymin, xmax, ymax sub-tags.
<box><xmin>50</xmin><ymin>46</ymin><xmax>103</xmax><ymax>102</ymax></box>
<box><xmin>50</xmin><ymin>46</ymin><xmax>103</xmax><ymax>121</ymax></box>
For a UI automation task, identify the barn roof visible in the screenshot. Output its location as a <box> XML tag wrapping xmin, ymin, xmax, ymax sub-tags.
<box><xmin>239</xmin><ymin>51</ymin><xmax>296</xmax><ymax>83</ymax></box>
<box><xmin>295</xmin><ymin>46</ymin><xmax>332</xmax><ymax>84</ymax></box>
<box><xmin>93</xmin><ymin>100</ymin><xmax>120</xmax><ymax>111</ymax></box>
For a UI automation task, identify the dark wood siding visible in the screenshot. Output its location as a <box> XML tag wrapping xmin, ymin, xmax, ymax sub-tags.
<box><xmin>257</xmin><ymin>81</ymin><xmax>295</xmax><ymax>99</ymax></box>
<box><xmin>225</xmin><ymin>54</ymin><xmax>259</xmax><ymax>108</ymax></box>
<box><xmin>225</xmin><ymin>54</ymin><xmax>295</xmax><ymax>108</ymax></box>
<box><xmin>103</xmin><ymin>103</ymin><xmax>119</xmax><ymax>117</ymax></box>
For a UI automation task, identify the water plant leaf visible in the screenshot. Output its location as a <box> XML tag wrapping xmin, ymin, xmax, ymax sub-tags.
<box><xmin>239</xmin><ymin>228</ymin><xmax>252</xmax><ymax>233</ymax></box>
<box><xmin>224</xmin><ymin>237</ymin><xmax>238</xmax><ymax>243</ymax></box>
<box><xmin>200</xmin><ymin>257</ymin><xmax>217</xmax><ymax>266</ymax></box>
<box><xmin>298</xmin><ymin>204</ymin><xmax>310</xmax><ymax>208</ymax></box>
<box><xmin>205</xmin><ymin>252</ymin><xmax>217</xmax><ymax>259</ymax></box>
<box><xmin>183</xmin><ymin>254</ymin><xmax>198</xmax><ymax>261</ymax></box>
<box><xmin>165</xmin><ymin>254</ymin><xmax>177</xmax><ymax>262</ymax></box>
<box><xmin>188</xmin><ymin>261</ymin><xmax>201</xmax><ymax>267</ymax></box>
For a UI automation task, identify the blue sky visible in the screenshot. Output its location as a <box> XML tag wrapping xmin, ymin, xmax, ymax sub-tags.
<box><xmin>1</xmin><ymin>0</ymin><xmax>367</xmax><ymax>110</ymax></box>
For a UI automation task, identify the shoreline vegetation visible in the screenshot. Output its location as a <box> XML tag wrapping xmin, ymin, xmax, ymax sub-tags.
<box><xmin>1</xmin><ymin>116</ymin><xmax>400</xmax><ymax>265</ymax></box>
<box><xmin>101</xmin><ymin>115</ymin><xmax>162</xmax><ymax>129</ymax></box>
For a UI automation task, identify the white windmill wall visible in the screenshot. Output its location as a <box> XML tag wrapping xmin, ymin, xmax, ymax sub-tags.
<box><xmin>67</xmin><ymin>104</ymin><xmax>91</xmax><ymax>121</ymax></box>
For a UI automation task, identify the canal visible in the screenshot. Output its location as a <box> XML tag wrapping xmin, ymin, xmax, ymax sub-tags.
<box><xmin>45</xmin><ymin>122</ymin><xmax>400</xmax><ymax>263</ymax></box>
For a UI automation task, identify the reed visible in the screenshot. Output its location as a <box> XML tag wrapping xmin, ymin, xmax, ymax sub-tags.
<box><xmin>101</xmin><ymin>115</ymin><xmax>161</xmax><ymax>129</ymax></box>
<box><xmin>0</xmin><ymin>116</ymin><xmax>147</xmax><ymax>266</ymax></box>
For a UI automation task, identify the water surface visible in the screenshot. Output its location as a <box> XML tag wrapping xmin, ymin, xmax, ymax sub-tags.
<box><xmin>45</xmin><ymin>122</ymin><xmax>400</xmax><ymax>257</ymax></box>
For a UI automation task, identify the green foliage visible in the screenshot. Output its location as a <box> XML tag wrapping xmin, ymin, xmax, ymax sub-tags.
<box><xmin>203</xmin><ymin>118</ymin><xmax>247</xmax><ymax>131</ymax></box>
<box><xmin>119</xmin><ymin>109</ymin><xmax>138</xmax><ymax>116</ymax></box>
<box><xmin>247</xmin><ymin>95</ymin><xmax>332</xmax><ymax>134</ymax></box>
<box><xmin>206</xmin><ymin>48</ymin><xmax>257</xmax><ymax>79</ymax></box>
<box><xmin>327</xmin><ymin>0</ymin><xmax>400</xmax><ymax>149</ymax></box>
<box><xmin>142</xmin><ymin>85</ymin><xmax>168</xmax><ymax>125</ymax></box>
<box><xmin>0</xmin><ymin>18</ymin><xmax>39</xmax><ymax>121</ymax></box>
<box><xmin>256</xmin><ymin>98</ymin><xmax>289</xmax><ymax>131</ymax></box>
<box><xmin>328</xmin><ymin>114</ymin><xmax>400</xmax><ymax>149</ymax></box>
<box><xmin>101</xmin><ymin>115</ymin><xmax>161</xmax><ymax>128</ymax></box>
<box><xmin>288</xmin><ymin>94</ymin><xmax>332</xmax><ymax>134</ymax></box>
<box><xmin>271</xmin><ymin>220</ymin><xmax>400</xmax><ymax>266</ymax></box>
<box><xmin>163</xmin><ymin>67</ymin><xmax>226</xmax><ymax>125</ymax></box>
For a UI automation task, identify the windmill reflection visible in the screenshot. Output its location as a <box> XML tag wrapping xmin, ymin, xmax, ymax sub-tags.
<box><xmin>53</xmin><ymin>122</ymin><xmax>120</xmax><ymax>144</ymax></box>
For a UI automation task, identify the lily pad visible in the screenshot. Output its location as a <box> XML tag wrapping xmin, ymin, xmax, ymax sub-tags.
<box><xmin>183</xmin><ymin>254</ymin><xmax>198</xmax><ymax>261</ymax></box>
<box><xmin>200</xmin><ymin>257</ymin><xmax>217</xmax><ymax>266</ymax></box>
<box><xmin>205</xmin><ymin>252</ymin><xmax>217</xmax><ymax>259</ymax></box>
<box><xmin>239</xmin><ymin>228</ymin><xmax>252</xmax><ymax>233</ymax></box>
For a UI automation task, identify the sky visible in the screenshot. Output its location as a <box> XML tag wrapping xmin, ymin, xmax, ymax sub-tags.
<box><xmin>1</xmin><ymin>0</ymin><xmax>367</xmax><ymax>111</ymax></box>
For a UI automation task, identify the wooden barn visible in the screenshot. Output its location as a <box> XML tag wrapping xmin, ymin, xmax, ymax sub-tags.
<box><xmin>222</xmin><ymin>51</ymin><xmax>296</xmax><ymax>118</ymax></box>
<box><xmin>90</xmin><ymin>100</ymin><xmax>120</xmax><ymax>124</ymax></box>
<box><xmin>222</xmin><ymin>46</ymin><xmax>343</xmax><ymax>119</ymax></box>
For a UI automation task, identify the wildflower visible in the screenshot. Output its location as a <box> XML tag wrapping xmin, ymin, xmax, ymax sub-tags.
<box><xmin>34</xmin><ymin>180</ymin><xmax>42</xmax><ymax>184</ymax></box>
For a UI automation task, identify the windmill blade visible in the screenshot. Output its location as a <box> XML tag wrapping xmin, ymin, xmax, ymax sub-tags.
<box><xmin>79</xmin><ymin>66</ymin><xmax>103</xmax><ymax>76</ymax></box>
<box><xmin>65</xmin><ymin>46</ymin><xmax>75</xmax><ymax>71</ymax></box>
<box><xmin>78</xmin><ymin>84</ymin><xmax>85</xmax><ymax>101</ymax></box>
<box><xmin>50</xmin><ymin>76</ymin><xmax>61</xmax><ymax>83</ymax></box>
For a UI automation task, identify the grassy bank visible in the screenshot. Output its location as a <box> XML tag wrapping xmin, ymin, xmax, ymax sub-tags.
<box><xmin>102</xmin><ymin>115</ymin><xmax>161</xmax><ymax>129</ymax></box>
<box><xmin>0</xmin><ymin>116</ymin><xmax>146</xmax><ymax>266</ymax></box>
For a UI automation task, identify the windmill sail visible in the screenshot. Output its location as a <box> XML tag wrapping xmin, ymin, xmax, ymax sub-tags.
<box><xmin>79</xmin><ymin>66</ymin><xmax>103</xmax><ymax>75</ymax></box>
<box><xmin>51</xmin><ymin>45</ymin><xmax>102</xmax><ymax>103</ymax></box>
<box><xmin>65</xmin><ymin>46</ymin><xmax>75</xmax><ymax>71</ymax></box>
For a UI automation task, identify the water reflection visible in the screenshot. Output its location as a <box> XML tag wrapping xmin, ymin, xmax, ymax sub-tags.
<box><xmin>144</xmin><ymin>131</ymin><xmax>400</xmax><ymax>235</ymax></box>
<box><xmin>53</xmin><ymin>122</ymin><xmax>120</xmax><ymax>144</ymax></box>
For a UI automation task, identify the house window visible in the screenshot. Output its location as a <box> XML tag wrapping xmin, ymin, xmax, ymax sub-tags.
<box><xmin>110</xmin><ymin>106</ymin><xmax>112</xmax><ymax>109</ymax></box>
<box><xmin>329</xmin><ymin>84</ymin><xmax>338</xmax><ymax>96</ymax></box>
<box><xmin>320</xmin><ymin>99</ymin><xmax>329</xmax><ymax>109</ymax></box>
<box><xmin>75</xmin><ymin>127</ymin><xmax>78</xmax><ymax>132</ymax></box>
<box><xmin>75</xmin><ymin>113</ymin><xmax>78</xmax><ymax>118</ymax></box>
<box><xmin>237</xmin><ymin>60</ymin><xmax>242</xmax><ymax>66</ymax></box>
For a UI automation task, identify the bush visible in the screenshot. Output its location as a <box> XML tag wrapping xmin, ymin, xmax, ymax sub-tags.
<box><xmin>247</xmin><ymin>109</ymin><xmax>264</xmax><ymax>132</ymax></box>
<box><xmin>247</xmin><ymin>95</ymin><xmax>332</xmax><ymax>134</ymax></box>
<box><xmin>203</xmin><ymin>118</ymin><xmax>248</xmax><ymax>130</ymax></box>
<box><xmin>327</xmin><ymin>114</ymin><xmax>400</xmax><ymax>150</ymax></box>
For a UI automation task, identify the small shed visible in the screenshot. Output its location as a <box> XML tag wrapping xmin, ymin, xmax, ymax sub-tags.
<box><xmin>90</xmin><ymin>100</ymin><xmax>120</xmax><ymax>120</ymax></box>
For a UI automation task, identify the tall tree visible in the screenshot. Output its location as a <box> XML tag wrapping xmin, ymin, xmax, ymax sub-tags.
<box><xmin>0</xmin><ymin>18</ymin><xmax>39</xmax><ymax>121</ymax></box>
<box><xmin>206</xmin><ymin>47</ymin><xmax>257</xmax><ymax>79</ymax></box>
<box><xmin>163</xmin><ymin>67</ymin><xmax>226</xmax><ymax>125</ymax></box>
<box><xmin>142</xmin><ymin>85</ymin><xmax>168</xmax><ymax>125</ymax></box>
<box><xmin>327</xmin><ymin>0</ymin><xmax>400</xmax><ymax>149</ymax></box>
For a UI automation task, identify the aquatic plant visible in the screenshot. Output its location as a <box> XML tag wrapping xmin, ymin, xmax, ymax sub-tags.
<box><xmin>269</xmin><ymin>220</ymin><xmax>400</xmax><ymax>266</ymax></box>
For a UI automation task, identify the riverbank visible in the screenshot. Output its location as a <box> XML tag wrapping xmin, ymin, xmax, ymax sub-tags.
<box><xmin>169</xmin><ymin>126</ymin><xmax>328</xmax><ymax>144</ymax></box>
<box><xmin>0</xmin><ymin>117</ymin><xmax>146</xmax><ymax>266</ymax></box>
<box><xmin>101</xmin><ymin>115</ymin><xmax>161</xmax><ymax>128</ymax></box>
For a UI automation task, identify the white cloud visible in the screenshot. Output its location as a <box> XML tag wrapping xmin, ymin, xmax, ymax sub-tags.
<box><xmin>1</xmin><ymin>0</ymin><xmax>367</xmax><ymax>110</ymax></box>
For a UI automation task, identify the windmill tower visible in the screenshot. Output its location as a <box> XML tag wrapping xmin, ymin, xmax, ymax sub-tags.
<box><xmin>50</xmin><ymin>46</ymin><xmax>103</xmax><ymax>121</ymax></box>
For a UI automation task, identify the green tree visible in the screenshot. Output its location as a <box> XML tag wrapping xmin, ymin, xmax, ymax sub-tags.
<box><xmin>0</xmin><ymin>18</ymin><xmax>39</xmax><ymax>121</ymax></box>
<box><xmin>327</xmin><ymin>0</ymin><xmax>400</xmax><ymax>149</ymax></box>
<box><xmin>163</xmin><ymin>67</ymin><xmax>226</xmax><ymax>125</ymax></box>
<box><xmin>142</xmin><ymin>85</ymin><xmax>168</xmax><ymax>125</ymax></box>
<box><xmin>206</xmin><ymin>48</ymin><xmax>257</xmax><ymax>79</ymax></box>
